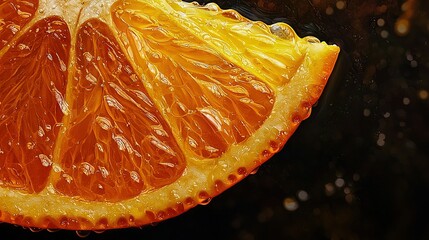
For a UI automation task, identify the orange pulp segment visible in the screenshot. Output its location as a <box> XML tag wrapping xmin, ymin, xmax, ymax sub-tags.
<box><xmin>0</xmin><ymin>0</ymin><xmax>339</xmax><ymax>230</ymax></box>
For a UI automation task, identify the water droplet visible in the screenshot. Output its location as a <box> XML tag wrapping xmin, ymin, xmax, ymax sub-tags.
<box><xmin>85</xmin><ymin>73</ymin><xmax>98</xmax><ymax>84</ymax></box>
<box><xmin>158</xmin><ymin>162</ymin><xmax>175</xmax><ymax>168</ymax></box>
<box><xmin>250</xmin><ymin>167</ymin><xmax>259</xmax><ymax>175</ymax></box>
<box><xmin>17</xmin><ymin>43</ymin><xmax>29</xmax><ymax>50</ymax></box>
<box><xmin>187</xmin><ymin>136</ymin><xmax>198</xmax><ymax>148</ymax></box>
<box><xmin>29</xmin><ymin>227</ymin><xmax>43</xmax><ymax>232</ymax></box>
<box><xmin>58</xmin><ymin>58</ymin><xmax>67</xmax><ymax>72</ymax></box>
<box><xmin>62</xmin><ymin>173</ymin><xmax>73</xmax><ymax>183</ymax></box>
<box><xmin>8</xmin><ymin>24</ymin><xmax>20</xmax><ymax>35</ymax></box>
<box><xmin>76</xmin><ymin>230</ymin><xmax>91</xmax><ymax>238</ymax></box>
<box><xmin>26</xmin><ymin>142</ymin><xmax>35</xmax><ymax>149</ymax></box>
<box><xmin>270</xmin><ymin>23</ymin><xmax>294</xmax><ymax>40</ymax></box>
<box><xmin>98</xmin><ymin>166</ymin><xmax>109</xmax><ymax>178</ymax></box>
<box><xmin>113</xmin><ymin>133</ymin><xmax>133</xmax><ymax>154</ymax></box>
<box><xmin>152</xmin><ymin>125</ymin><xmax>168</xmax><ymax>137</ymax></box>
<box><xmin>38</xmin><ymin>126</ymin><xmax>45</xmax><ymax>137</ymax></box>
<box><xmin>53</xmin><ymin>164</ymin><xmax>62</xmax><ymax>173</ymax></box>
<box><xmin>105</xmin><ymin>95</ymin><xmax>124</xmax><ymax>112</ymax></box>
<box><xmin>52</xmin><ymin>83</ymin><xmax>70</xmax><ymax>115</ymax></box>
<box><xmin>198</xmin><ymin>192</ymin><xmax>212</xmax><ymax>206</ymax></box>
<box><xmin>149</xmin><ymin>136</ymin><xmax>176</xmax><ymax>156</ymax></box>
<box><xmin>39</xmin><ymin>154</ymin><xmax>52</xmax><ymax>167</ymax></box>
<box><xmin>96</xmin><ymin>116</ymin><xmax>113</xmax><ymax>130</ymax></box>
<box><xmin>81</xmin><ymin>162</ymin><xmax>95</xmax><ymax>176</ymax></box>
<box><xmin>304</xmin><ymin>36</ymin><xmax>320</xmax><ymax>44</ymax></box>
<box><xmin>129</xmin><ymin>171</ymin><xmax>140</xmax><ymax>183</ymax></box>
<box><xmin>83</xmin><ymin>52</ymin><xmax>93</xmax><ymax>62</ymax></box>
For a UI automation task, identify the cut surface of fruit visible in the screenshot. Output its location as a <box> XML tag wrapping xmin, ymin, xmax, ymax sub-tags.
<box><xmin>0</xmin><ymin>0</ymin><xmax>339</xmax><ymax>230</ymax></box>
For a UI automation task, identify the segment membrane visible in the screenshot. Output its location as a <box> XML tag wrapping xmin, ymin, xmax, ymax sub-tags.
<box><xmin>54</xmin><ymin>19</ymin><xmax>185</xmax><ymax>202</ymax></box>
<box><xmin>0</xmin><ymin>17</ymin><xmax>70</xmax><ymax>193</ymax></box>
<box><xmin>112</xmin><ymin>0</ymin><xmax>275</xmax><ymax>158</ymax></box>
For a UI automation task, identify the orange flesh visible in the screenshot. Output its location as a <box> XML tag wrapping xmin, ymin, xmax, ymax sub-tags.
<box><xmin>54</xmin><ymin>19</ymin><xmax>185</xmax><ymax>201</ymax></box>
<box><xmin>112</xmin><ymin>1</ymin><xmax>275</xmax><ymax>158</ymax></box>
<box><xmin>0</xmin><ymin>1</ymin><xmax>275</xmax><ymax>201</ymax></box>
<box><xmin>0</xmin><ymin>0</ymin><xmax>340</xmax><ymax>229</ymax></box>
<box><xmin>0</xmin><ymin>0</ymin><xmax>38</xmax><ymax>49</ymax></box>
<box><xmin>0</xmin><ymin>16</ymin><xmax>69</xmax><ymax>193</ymax></box>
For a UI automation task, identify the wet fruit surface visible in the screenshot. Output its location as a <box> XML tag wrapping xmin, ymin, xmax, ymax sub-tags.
<box><xmin>0</xmin><ymin>0</ymin><xmax>339</xmax><ymax>231</ymax></box>
<box><xmin>0</xmin><ymin>0</ymin><xmax>427</xmax><ymax>238</ymax></box>
<box><xmin>54</xmin><ymin>19</ymin><xmax>186</xmax><ymax>201</ymax></box>
<box><xmin>0</xmin><ymin>16</ymin><xmax>70</xmax><ymax>193</ymax></box>
<box><xmin>0</xmin><ymin>0</ymin><xmax>38</xmax><ymax>50</ymax></box>
<box><xmin>112</xmin><ymin>0</ymin><xmax>276</xmax><ymax>158</ymax></box>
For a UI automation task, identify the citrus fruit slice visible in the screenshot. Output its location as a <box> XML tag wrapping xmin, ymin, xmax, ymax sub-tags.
<box><xmin>0</xmin><ymin>0</ymin><xmax>339</xmax><ymax>230</ymax></box>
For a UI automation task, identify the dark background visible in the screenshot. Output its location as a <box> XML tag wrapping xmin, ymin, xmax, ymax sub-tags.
<box><xmin>1</xmin><ymin>0</ymin><xmax>428</xmax><ymax>239</ymax></box>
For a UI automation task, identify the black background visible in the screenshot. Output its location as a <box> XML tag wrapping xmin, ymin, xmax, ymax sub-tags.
<box><xmin>1</xmin><ymin>0</ymin><xmax>429</xmax><ymax>239</ymax></box>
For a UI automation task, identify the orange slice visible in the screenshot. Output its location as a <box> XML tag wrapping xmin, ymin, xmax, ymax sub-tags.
<box><xmin>0</xmin><ymin>0</ymin><xmax>339</xmax><ymax>230</ymax></box>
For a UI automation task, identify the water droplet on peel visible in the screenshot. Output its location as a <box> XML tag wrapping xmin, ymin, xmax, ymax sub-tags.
<box><xmin>29</xmin><ymin>227</ymin><xmax>43</xmax><ymax>232</ymax></box>
<box><xmin>250</xmin><ymin>167</ymin><xmax>259</xmax><ymax>175</ymax></box>
<box><xmin>198</xmin><ymin>191</ymin><xmax>211</xmax><ymax>205</ymax></box>
<box><xmin>76</xmin><ymin>230</ymin><xmax>91</xmax><ymax>238</ymax></box>
<box><xmin>270</xmin><ymin>23</ymin><xmax>294</xmax><ymax>40</ymax></box>
<box><xmin>199</xmin><ymin>197</ymin><xmax>212</xmax><ymax>206</ymax></box>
